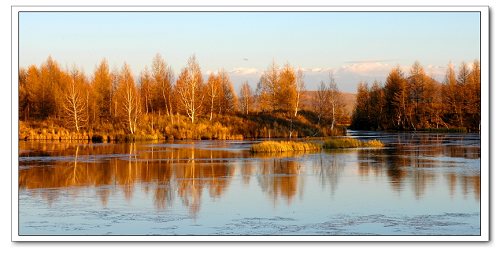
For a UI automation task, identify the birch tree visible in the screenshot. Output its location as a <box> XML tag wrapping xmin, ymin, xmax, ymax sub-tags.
<box><xmin>327</xmin><ymin>73</ymin><xmax>340</xmax><ymax>130</ymax></box>
<box><xmin>110</xmin><ymin>68</ymin><xmax>120</xmax><ymax>120</ymax></box>
<box><xmin>239</xmin><ymin>81</ymin><xmax>253</xmax><ymax>115</ymax></box>
<box><xmin>175</xmin><ymin>55</ymin><xmax>204</xmax><ymax>123</ymax></box>
<box><xmin>314</xmin><ymin>81</ymin><xmax>328</xmax><ymax>124</ymax></box>
<box><xmin>206</xmin><ymin>73</ymin><xmax>221</xmax><ymax>121</ymax></box>
<box><xmin>294</xmin><ymin>69</ymin><xmax>305</xmax><ymax>117</ymax></box>
<box><xmin>116</xmin><ymin>63</ymin><xmax>141</xmax><ymax>134</ymax></box>
<box><xmin>151</xmin><ymin>54</ymin><xmax>175</xmax><ymax>116</ymax></box>
<box><xmin>63</xmin><ymin>68</ymin><xmax>87</xmax><ymax>132</ymax></box>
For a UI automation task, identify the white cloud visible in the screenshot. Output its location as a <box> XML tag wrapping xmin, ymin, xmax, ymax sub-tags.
<box><xmin>338</xmin><ymin>62</ymin><xmax>393</xmax><ymax>76</ymax></box>
<box><xmin>230</xmin><ymin>67</ymin><xmax>260</xmax><ymax>75</ymax></box>
<box><xmin>426</xmin><ymin>64</ymin><xmax>447</xmax><ymax>79</ymax></box>
<box><xmin>300</xmin><ymin>67</ymin><xmax>336</xmax><ymax>73</ymax></box>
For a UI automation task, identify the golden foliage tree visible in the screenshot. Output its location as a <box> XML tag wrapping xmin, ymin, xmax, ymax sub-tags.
<box><xmin>352</xmin><ymin>60</ymin><xmax>480</xmax><ymax>131</ymax></box>
<box><xmin>19</xmin><ymin>67</ymin><xmax>34</xmax><ymax>120</ymax></box>
<box><xmin>91</xmin><ymin>59</ymin><xmax>112</xmax><ymax>125</ymax></box>
<box><xmin>39</xmin><ymin>57</ymin><xmax>65</xmax><ymax>119</ymax></box>
<box><xmin>151</xmin><ymin>54</ymin><xmax>175</xmax><ymax>116</ymax></box>
<box><xmin>467</xmin><ymin>60</ymin><xmax>481</xmax><ymax>129</ymax></box>
<box><xmin>277</xmin><ymin>63</ymin><xmax>297</xmax><ymax>113</ymax></box>
<box><xmin>383</xmin><ymin>67</ymin><xmax>409</xmax><ymax>129</ymax></box>
<box><xmin>216</xmin><ymin>70</ymin><xmax>238</xmax><ymax>115</ymax></box>
<box><xmin>258</xmin><ymin>61</ymin><xmax>302</xmax><ymax>114</ymax></box>
<box><xmin>139</xmin><ymin>66</ymin><xmax>153</xmax><ymax>114</ymax></box>
<box><xmin>257</xmin><ymin>60</ymin><xmax>280</xmax><ymax>111</ymax></box>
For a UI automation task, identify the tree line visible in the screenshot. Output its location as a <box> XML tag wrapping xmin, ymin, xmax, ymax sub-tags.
<box><xmin>351</xmin><ymin>61</ymin><xmax>480</xmax><ymax>131</ymax></box>
<box><xmin>19</xmin><ymin>54</ymin><xmax>347</xmax><ymax>139</ymax></box>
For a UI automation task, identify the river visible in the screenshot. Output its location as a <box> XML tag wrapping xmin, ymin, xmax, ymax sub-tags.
<box><xmin>18</xmin><ymin>131</ymin><xmax>480</xmax><ymax>236</ymax></box>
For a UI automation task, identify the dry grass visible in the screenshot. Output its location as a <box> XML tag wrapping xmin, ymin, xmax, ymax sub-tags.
<box><xmin>363</xmin><ymin>139</ymin><xmax>385</xmax><ymax>148</ymax></box>
<box><xmin>323</xmin><ymin>138</ymin><xmax>384</xmax><ymax>149</ymax></box>
<box><xmin>250</xmin><ymin>141</ymin><xmax>321</xmax><ymax>153</ymax></box>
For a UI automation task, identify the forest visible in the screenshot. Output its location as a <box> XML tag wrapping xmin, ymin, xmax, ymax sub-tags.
<box><xmin>351</xmin><ymin>61</ymin><xmax>480</xmax><ymax>132</ymax></box>
<box><xmin>18</xmin><ymin>54</ymin><xmax>350</xmax><ymax>141</ymax></box>
<box><xmin>18</xmin><ymin>55</ymin><xmax>480</xmax><ymax>141</ymax></box>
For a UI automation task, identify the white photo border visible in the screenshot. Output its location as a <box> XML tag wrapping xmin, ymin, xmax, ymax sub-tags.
<box><xmin>11</xmin><ymin>5</ymin><xmax>490</xmax><ymax>242</ymax></box>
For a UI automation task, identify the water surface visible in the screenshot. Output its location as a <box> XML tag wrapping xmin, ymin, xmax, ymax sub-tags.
<box><xmin>18</xmin><ymin>131</ymin><xmax>480</xmax><ymax>236</ymax></box>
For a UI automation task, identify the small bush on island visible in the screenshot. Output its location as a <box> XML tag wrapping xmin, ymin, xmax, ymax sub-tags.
<box><xmin>250</xmin><ymin>141</ymin><xmax>321</xmax><ymax>153</ymax></box>
<box><xmin>322</xmin><ymin>138</ymin><xmax>384</xmax><ymax>149</ymax></box>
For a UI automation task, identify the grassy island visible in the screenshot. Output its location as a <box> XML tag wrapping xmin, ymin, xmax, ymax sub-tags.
<box><xmin>250</xmin><ymin>141</ymin><xmax>321</xmax><ymax>153</ymax></box>
<box><xmin>250</xmin><ymin>138</ymin><xmax>384</xmax><ymax>153</ymax></box>
<box><xmin>322</xmin><ymin>138</ymin><xmax>384</xmax><ymax>149</ymax></box>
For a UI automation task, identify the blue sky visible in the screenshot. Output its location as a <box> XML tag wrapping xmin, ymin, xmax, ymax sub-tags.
<box><xmin>19</xmin><ymin>12</ymin><xmax>480</xmax><ymax>92</ymax></box>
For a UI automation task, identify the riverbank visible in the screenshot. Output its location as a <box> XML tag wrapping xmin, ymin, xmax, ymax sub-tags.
<box><xmin>19</xmin><ymin>111</ymin><xmax>347</xmax><ymax>141</ymax></box>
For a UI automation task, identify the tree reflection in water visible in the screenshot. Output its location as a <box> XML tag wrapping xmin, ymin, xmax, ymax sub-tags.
<box><xmin>256</xmin><ymin>157</ymin><xmax>301</xmax><ymax>205</ymax></box>
<box><xmin>312</xmin><ymin>151</ymin><xmax>345</xmax><ymax>196</ymax></box>
<box><xmin>355</xmin><ymin>144</ymin><xmax>479</xmax><ymax>200</ymax></box>
<box><xmin>19</xmin><ymin>136</ymin><xmax>480</xmax><ymax>216</ymax></box>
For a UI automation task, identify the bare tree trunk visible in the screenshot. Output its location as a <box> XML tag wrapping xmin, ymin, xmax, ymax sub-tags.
<box><xmin>330</xmin><ymin>102</ymin><xmax>335</xmax><ymax>130</ymax></box>
<box><xmin>162</xmin><ymin>80</ymin><xmax>170</xmax><ymax>117</ymax></box>
<box><xmin>86</xmin><ymin>90</ymin><xmax>90</xmax><ymax>130</ymax></box>
<box><xmin>246</xmin><ymin>95</ymin><xmax>249</xmax><ymax>115</ymax></box>
<box><xmin>294</xmin><ymin>69</ymin><xmax>304</xmax><ymax>117</ymax></box>
<box><xmin>210</xmin><ymin>93</ymin><xmax>214</xmax><ymax>121</ymax></box>
<box><xmin>190</xmin><ymin>76</ymin><xmax>195</xmax><ymax>123</ymax></box>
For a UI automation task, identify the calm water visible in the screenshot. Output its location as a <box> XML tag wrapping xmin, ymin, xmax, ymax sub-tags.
<box><xmin>18</xmin><ymin>131</ymin><xmax>481</xmax><ymax>236</ymax></box>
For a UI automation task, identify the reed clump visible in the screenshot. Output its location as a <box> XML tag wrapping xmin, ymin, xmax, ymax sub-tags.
<box><xmin>250</xmin><ymin>141</ymin><xmax>321</xmax><ymax>153</ymax></box>
<box><xmin>323</xmin><ymin>138</ymin><xmax>384</xmax><ymax>149</ymax></box>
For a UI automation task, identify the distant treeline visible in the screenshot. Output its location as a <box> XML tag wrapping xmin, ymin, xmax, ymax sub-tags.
<box><xmin>18</xmin><ymin>54</ymin><xmax>349</xmax><ymax>140</ymax></box>
<box><xmin>351</xmin><ymin>61</ymin><xmax>480</xmax><ymax>132</ymax></box>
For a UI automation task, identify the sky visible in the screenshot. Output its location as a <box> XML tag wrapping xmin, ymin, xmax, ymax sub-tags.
<box><xmin>19</xmin><ymin>12</ymin><xmax>480</xmax><ymax>92</ymax></box>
